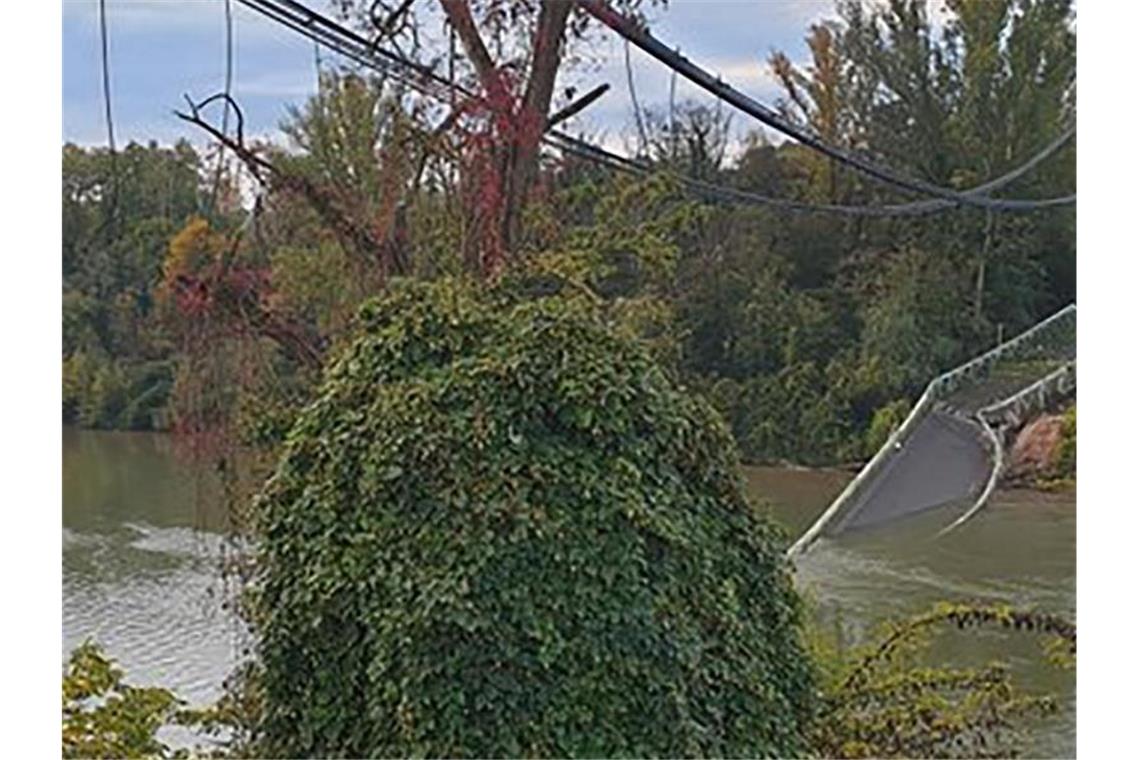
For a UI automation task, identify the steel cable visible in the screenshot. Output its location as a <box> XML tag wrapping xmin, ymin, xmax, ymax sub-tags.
<box><xmin>210</xmin><ymin>0</ymin><xmax>235</xmax><ymax>213</ymax></box>
<box><xmin>98</xmin><ymin>0</ymin><xmax>119</xmax><ymax>233</ymax></box>
<box><xmin>577</xmin><ymin>0</ymin><xmax>1075</xmax><ymax>212</ymax></box>
<box><xmin>233</xmin><ymin>0</ymin><xmax>1075</xmax><ymax>217</ymax></box>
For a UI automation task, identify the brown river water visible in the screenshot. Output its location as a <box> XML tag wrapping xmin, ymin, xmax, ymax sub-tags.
<box><xmin>63</xmin><ymin>428</ymin><xmax>1074</xmax><ymax>756</ymax></box>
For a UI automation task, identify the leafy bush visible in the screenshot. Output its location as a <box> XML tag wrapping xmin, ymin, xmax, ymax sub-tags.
<box><xmin>1053</xmin><ymin>405</ymin><xmax>1076</xmax><ymax>480</ymax></box>
<box><xmin>864</xmin><ymin>399</ymin><xmax>912</xmax><ymax>458</ymax></box>
<box><xmin>253</xmin><ymin>278</ymin><xmax>815</xmax><ymax>757</ymax></box>
<box><xmin>62</xmin><ymin>642</ymin><xmax>184</xmax><ymax>759</ymax></box>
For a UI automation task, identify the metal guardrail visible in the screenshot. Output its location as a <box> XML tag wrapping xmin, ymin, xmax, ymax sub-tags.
<box><xmin>979</xmin><ymin>361</ymin><xmax>1077</xmax><ymax>430</ymax></box>
<box><xmin>787</xmin><ymin>304</ymin><xmax>1075</xmax><ymax>558</ymax></box>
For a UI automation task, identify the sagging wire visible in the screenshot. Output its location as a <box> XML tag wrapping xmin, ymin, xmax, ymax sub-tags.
<box><xmin>624</xmin><ymin>39</ymin><xmax>649</xmax><ymax>154</ymax></box>
<box><xmin>210</xmin><ymin>0</ymin><xmax>236</xmax><ymax>214</ymax></box>
<box><xmin>97</xmin><ymin>0</ymin><xmax>119</xmax><ymax>235</ymax></box>
<box><xmin>668</xmin><ymin>63</ymin><xmax>677</xmax><ymax>161</ymax></box>
<box><xmin>577</xmin><ymin>0</ymin><xmax>1076</xmax><ymax>213</ymax></box>
<box><xmin>231</xmin><ymin>0</ymin><xmax>1076</xmax><ymax>217</ymax></box>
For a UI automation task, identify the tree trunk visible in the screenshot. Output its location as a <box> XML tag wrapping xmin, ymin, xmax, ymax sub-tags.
<box><xmin>440</xmin><ymin>0</ymin><xmax>571</xmax><ymax>268</ymax></box>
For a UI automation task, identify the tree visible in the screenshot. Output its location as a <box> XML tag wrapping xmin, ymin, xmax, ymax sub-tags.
<box><xmin>279</xmin><ymin>72</ymin><xmax>420</xmax><ymax>281</ymax></box>
<box><xmin>832</xmin><ymin>0</ymin><xmax>1076</xmax><ymax>323</ymax></box>
<box><xmin>62</xmin><ymin>141</ymin><xmax>206</xmax><ymax>431</ymax></box>
<box><xmin>641</xmin><ymin>100</ymin><xmax>733</xmax><ymax>181</ymax></box>
<box><xmin>316</xmin><ymin>1</ymin><xmax>662</xmax><ymax>270</ymax></box>
<box><xmin>771</xmin><ymin>22</ymin><xmax>856</xmax><ymax>204</ymax></box>
<box><xmin>253</xmin><ymin>277</ymin><xmax>816</xmax><ymax>757</ymax></box>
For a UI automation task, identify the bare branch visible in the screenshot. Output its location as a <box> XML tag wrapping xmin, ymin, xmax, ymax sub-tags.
<box><xmin>177</xmin><ymin>94</ymin><xmax>390</xmax><ymax>272</ymax></box>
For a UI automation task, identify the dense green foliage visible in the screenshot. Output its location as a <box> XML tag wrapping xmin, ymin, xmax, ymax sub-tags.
<box><xmin>1054</xmin><ymin>404</ymin><xmax>1076</xmax><ymax>479</ymax></box>
<box><xmin>62</xmin><ymin>642</ymin><xmax>185</xmax><ymax>759</ymax></box>
<box><xmin>64</xmin><ymin>598</ymin><xmax>1077</xmax><ymax>760</ymax></box>
<box><xmin>62</xmin><ymin>141</ymin><xmax>214</xmax><ymax>429</ymax></box>
<box><xmin>253</xmin><ymin>278</ymin><xmax>815</xmax><ymax>757</ymax></box>
<box><xmin>60</xmin><ymin>1</ymin><xmax>1077</xmax><ymax>756</ymax></box>
<box><xmin>655</xmin><ymin>0</ymin><xmax>1075</xmax><ymax>464</ymax></box>
<box><xmin>1040</xmin><ymin>403</ymin><xmax>1077</xmax><ymax>485</ymax></box>
<box><xmin>62</xmin><ymin>1</ymin><xmax>1075</xmax><ymax>470</ymax></box>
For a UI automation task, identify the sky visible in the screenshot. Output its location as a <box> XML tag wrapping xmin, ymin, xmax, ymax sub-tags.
<box><xmin>62</xmin><ymin>0</ymin><xmax>848</xmax><ymax>151</ymax></box>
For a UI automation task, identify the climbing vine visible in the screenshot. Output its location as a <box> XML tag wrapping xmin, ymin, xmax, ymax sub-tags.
<box><xmin>251</xmin><ymin>277</ymin><xmax>816</xmax><ymax>757</ymax></box>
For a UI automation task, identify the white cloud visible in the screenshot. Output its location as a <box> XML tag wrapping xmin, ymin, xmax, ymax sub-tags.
<box><xmin>707</xmin><ymin>58</ymin><xmax>780</xmax><ymax>91</ymax></box>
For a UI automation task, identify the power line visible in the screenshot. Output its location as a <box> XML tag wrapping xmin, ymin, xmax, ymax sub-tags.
<box><xmin>231</xmin><ymin>0</ymin><xmax>1074</xmax><ymax>217</ymax></box>
<box><xmin>98</xmin><ymin>0</ymin><xmax>116</xmax><ymax>154</ymax></box>
<box><xmin>211</xmin><ymin>0</ymin><xmax>235</xmax><ymax>213</ymax></box>
<box><xmin>97</xmin><ymin>0</ymin><xmax>119</xmax><ymax>231</ymax></box>
<box><xmin>236</xmin><ymin>0</ymin><xmax>1073</xmax><ymax>215</ymax></box>
<box><xmin>577</xmin><ymin>0</ymin><xmax>1075</xmax><ymax>213</ymax></box>
<box><xmin>545</xmin><ymin>128</ymin><xmax>1074</xmax><ymax>217</ymax></box>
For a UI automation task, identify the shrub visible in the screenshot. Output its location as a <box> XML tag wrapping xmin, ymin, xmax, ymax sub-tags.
<box><xmin>863</xmin><ymin>399</ymin><xmax>911</xmax><ymax>459</ymax></box>
<box><xmin>1053</xmin><ymin>405</ymin><xmax>1076</xmax><ymax>480</ymax></box>
<box><xmin>807</xmin><ymin>602</ymin><xmax>1073</xmax><ymax>759</ymax></box>
<box><xmin>62</xmin><ymin>642</ymin><xmax>184</xmax><ymax>759</ymax></box>
<box><xmin>253</xmin><ymin>278</ymin><xmax>815</xmax><ymax>757</ymax></box>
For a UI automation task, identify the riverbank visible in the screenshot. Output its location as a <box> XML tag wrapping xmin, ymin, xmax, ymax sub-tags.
<box><xmin>1005</xmin><ymin>406</ymin><xmax>1077</xmax><ymax>489</ymax></box>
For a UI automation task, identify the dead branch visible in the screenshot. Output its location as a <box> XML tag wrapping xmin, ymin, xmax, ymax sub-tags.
<box><xmin>175</xmin><ymin>93</ymin><xmax>403</xmax><ymax>276</ymax></box>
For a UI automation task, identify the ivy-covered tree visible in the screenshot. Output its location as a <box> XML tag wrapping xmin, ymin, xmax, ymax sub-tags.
<box><xmin>252</xmin><ymin>278</ymin><xmax>816</xmax><ymax>757</ymax></box>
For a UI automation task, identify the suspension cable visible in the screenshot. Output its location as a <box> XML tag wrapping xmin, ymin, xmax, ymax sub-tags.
<box><xmin>232</xmin><ymin>0</ymin><xmax>1075</xmax><ymax>217</ymax></box>
<box><xmin>211</xmin><ymin>0</ymin><xmax>235</xmax><ymax>213</ymax></box>
<box><xmin>624</xmin><ymin>40</ymin><xmax>649</xmax><ymax>154</ymax></box>
<box><xmin>577</xmin><ymin>0</ymin><xmax>1075</xmax><ymax>212</ymax></box>
<box><xmin>97</xmin><ymin>0</ymin><xmax>119</xmax><ymax>233</ymax></box>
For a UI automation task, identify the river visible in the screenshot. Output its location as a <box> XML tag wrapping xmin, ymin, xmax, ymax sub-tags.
<box><xmin>63</xmin><ymin>428</ymin><xmax>1074</xmax><ymax>756</ymax></box>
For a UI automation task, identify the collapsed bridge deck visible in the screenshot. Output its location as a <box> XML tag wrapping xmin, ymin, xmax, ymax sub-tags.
<box><xmin>788</xmin><ymin>304</ymin><xmax>1076</xmax><ymax>557</ymax></box>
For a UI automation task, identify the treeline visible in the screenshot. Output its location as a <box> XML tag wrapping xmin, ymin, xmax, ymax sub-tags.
<box><xmin>62</xmin><ymin>140</ymin><xmax>221</xmax><ymax>429</ymax></box>
<box><xmin>652</xmin><ymin>0</ymin><xmax>1075</xmax><ymax>464</ymax></box>
<box><xmin>61</xmin><ymin>0</ymin><xmax>1075</xmax><ymax>466</ymax></box>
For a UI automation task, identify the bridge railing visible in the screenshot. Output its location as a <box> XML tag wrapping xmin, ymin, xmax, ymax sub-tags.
<box><xmin>979</xmin><ymin>361</ymin><xmax>1077</xmax><ymax>431</ymax></box>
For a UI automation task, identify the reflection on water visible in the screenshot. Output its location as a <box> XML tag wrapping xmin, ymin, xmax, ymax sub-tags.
<box><xmin>62</xmin><ymin>429</ymin><xmax>246</xmax><ymax>716</ymax></box>
<box><xmin>63</xmin><ymin>431</ymin><xmax>1074</xmax><ymax>757</ymax></box>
